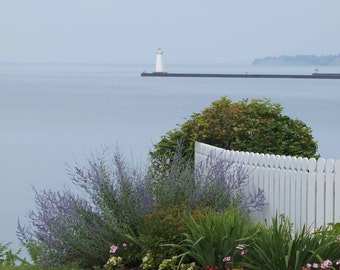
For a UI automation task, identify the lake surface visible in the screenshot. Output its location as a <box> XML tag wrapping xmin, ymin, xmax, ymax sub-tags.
<box><xmin>1</xmin><ymin>62</ymin><xmax>340</xmax><ymax>255</ymax></box>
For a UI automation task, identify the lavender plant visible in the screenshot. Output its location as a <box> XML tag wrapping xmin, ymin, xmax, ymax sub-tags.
<box><xmin>151</xmin><ymin>147</ymin><xmax>266</xmax><ymax>213</ymax></box>
<box><xmin>18</xmin><ymin>149</ymin><xmax>151</xmax><ymax>267</ymax></box>
<box><xmin>17</xmin><ymin>188</ymin><xmax>111</xmax><ymax>267</ymax></box>
<box><xmin>18</xmin><ymin>146</ymin><xmax>266</xmax><ymax>268</ymax></box>
<box><xmin>69</xmin><ymin>150</ymin><xmax>153</xmax><ymax>230</ymax></box>
<box><xmin>150</xmin><ymin>149</ymin><xmax>196</xmax><ymax>209</ymax></box>
<box><xmin>193</xmin><ymin>152</ymin><xmax>266</xmax><ymax>212</ymax></box>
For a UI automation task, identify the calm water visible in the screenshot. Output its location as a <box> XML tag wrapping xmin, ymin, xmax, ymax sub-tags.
<box><xmin>1</xmin><ymin>63</ymin><xmax>340</xmax><ymax>254</ymax></box>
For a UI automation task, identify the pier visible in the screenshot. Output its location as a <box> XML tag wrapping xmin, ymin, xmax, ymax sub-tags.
<box><xmin>141</xmin><ymin>72</ymin><xmax>340</xmax><ymax>79</ymax></box>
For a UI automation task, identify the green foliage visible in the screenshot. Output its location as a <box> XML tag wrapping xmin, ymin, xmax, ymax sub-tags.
<box><xmin>140</xmin><ymin>252</ymin><xmax>154</xmax><ymax>270</ymax></box>
<box><xmin>0</xmin><ymin>262</ymin><xmax>82</xmax><ymax>270</ymax></box>
<box><xmin>158</xmin><ymin>256</ymin><xmax>197</xmax><ymax>270</ymax></box>
<box><xmin>21</xmin><ymin>241</ymin><xmax>44</xmax><ymax>265</ymax></box>
<box><xmin>328</xmin><ymin>222</ymin><xmax>340</xmax><ymax>235</ymax></box>
<box><xmin>103</xmin><ymin>255</ymin><xmax>123</xmax><ymax>270</ymax></box>
<box><xmin>169</xmin><ymin>207</ymin><xmax>257</xmax><ymax>269</ymax></box>
<box><xmin>131</xmin><ymin>204</ymin><xmax>193</xmax><ymax>269</ymax></box>
<box><xmin>241</xmin><ymin>215</ymin><xmax>340</xmax><ymax>270</ymax></box>
<box><xmin>150</xmin><ymin>97</ymin><xmax>318</xmax><ymax>171</ymax></box>
<box><xmin>0</xmin><ymin>242</ymin><xmax>29</xmax><ymax>266</ymax></box>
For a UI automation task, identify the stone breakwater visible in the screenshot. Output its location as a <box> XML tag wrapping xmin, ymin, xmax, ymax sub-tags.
<box><xmin>141</xmin><ymin>72</ymin><xmax>340</xmax><ymax>79</ymax></box>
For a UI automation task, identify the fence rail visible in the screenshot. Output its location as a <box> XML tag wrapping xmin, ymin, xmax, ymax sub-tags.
<box><xmin>195</xmin><ymin>142</ymin><xmax>340</xmax><ymax>231</ymax></box>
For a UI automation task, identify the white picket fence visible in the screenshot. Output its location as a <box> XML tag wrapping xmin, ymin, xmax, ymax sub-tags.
<box><xmin>195</xmin><ymin>141</ymin><xmax>340</xmax><ymax>231</ymax></box>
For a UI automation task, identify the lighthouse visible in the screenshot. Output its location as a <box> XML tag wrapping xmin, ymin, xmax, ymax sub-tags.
<box><xmin>155</xmin><ymin>48</ymin><xmax>164</xmax><ymax>73</ymax></box>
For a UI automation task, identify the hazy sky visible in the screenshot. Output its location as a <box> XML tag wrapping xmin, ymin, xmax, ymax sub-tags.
<box><xmin>1</xmin><ymin>0</ymin><xmax>340</xmax><ymax>64</ymax></box>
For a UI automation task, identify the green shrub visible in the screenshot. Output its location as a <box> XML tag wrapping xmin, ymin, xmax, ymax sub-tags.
<box><xmin>150</xmin><ymin>97</ymin><xmax>319</xmax><ymax>174</ymax></box>
<box><xmin>241</xmin><ymin>215</ymin><xmax>340</xmax><ymax>270</ymax></box>
<box><xmin>131</xmin><ymin>204</ymin><xmax>193</xmax><ymax>269</ymax></box>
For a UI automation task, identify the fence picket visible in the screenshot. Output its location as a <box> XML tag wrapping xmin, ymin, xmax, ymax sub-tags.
<box><xmin>284</xmin><ymin>156</ymin><xmax>291</xmax><ymax>217</ymax></box>
<box><xmin>316</xmin><ymin>158</ymin><xmax>326</xmax><ymax>227</ymax></box>
<box><xmin>307</xmin><ymin>159</ymin><xmax>317</xmax><ymax>228</ymax></box>
<box><xmin>325</xmin><ymin>159</ymin><xmax>334</xmax><ymax>224</ymax></box>
<box><xmin>334</xmin><ymin>160</ymin><xmax>340</xmax><ymax>222</ymax></box>
<box><xmin>279</xmin><ymin>160</ymin><xmax>285</xmax><ymax>215</ymax></box>
<box><xmin>290</xmin><ymin>157</ymin><xmax>297</xmax><ymax>226</ymax></box>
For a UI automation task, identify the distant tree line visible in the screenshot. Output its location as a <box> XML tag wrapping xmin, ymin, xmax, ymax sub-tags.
<box><xmin>253</xmin><ymin>54</ymin><xmax>340</xmax><ymax>66</ymax></box>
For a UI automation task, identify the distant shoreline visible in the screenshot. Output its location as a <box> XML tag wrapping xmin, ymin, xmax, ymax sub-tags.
<box><xmin>253</xmin><ymin>54</ymin><xmax>340</xmax><ymax>66</ymax></box>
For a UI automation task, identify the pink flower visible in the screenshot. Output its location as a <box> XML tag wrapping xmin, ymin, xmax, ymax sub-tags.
<box><xmin>240</xmin><ymin>249</ymin><xmax>248</xmax><ymax>255</ymax></box>
<box><xmin>312</xmin><ymin>263</ymin><xmax>319</xmax><ymax>268</ymax></box>
<box><xmin>122</xmin><ymin>243</ymin><xmax>127</xmax><ymax>248</ymax></box>
<box><xmin>236</xmin><ymin>244</ymin><xmax>245</xmax><ymax>250</ymax></box>
<box><xmin>110</xmin><ymin>245</ymin><xmax>118</xmax><ymax>254</ymax></box>
<box><xmin>337</xmin><ymin>261</ymin><xmax>340</xmax><ymax>265</ymax></box>
<box><xmin>236</xmin><ymin>244</ymin><xmax>247</xmax><ymax>255</ymax></box>
<box><xmin>223</xmin><ymin>256</ymin><xmax>231</xmax><ymax>262</ymax></box>
<box><xmin>321</xmin><ymin>259</ymin><xmax>332</xmax><ymax>269</ymax></box>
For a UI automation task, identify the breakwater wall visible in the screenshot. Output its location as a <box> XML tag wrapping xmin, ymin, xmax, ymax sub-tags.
<box><xmin>141</xmin><ymin>72</ymin><xmax>340</xmax><ymax>79</ymax></box>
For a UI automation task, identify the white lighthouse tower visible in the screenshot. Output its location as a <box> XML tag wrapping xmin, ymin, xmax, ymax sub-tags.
<box><xmin>155</xmin><ymin>48</ymin><xmax>164</xmax><ymax>73</ymax></box>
